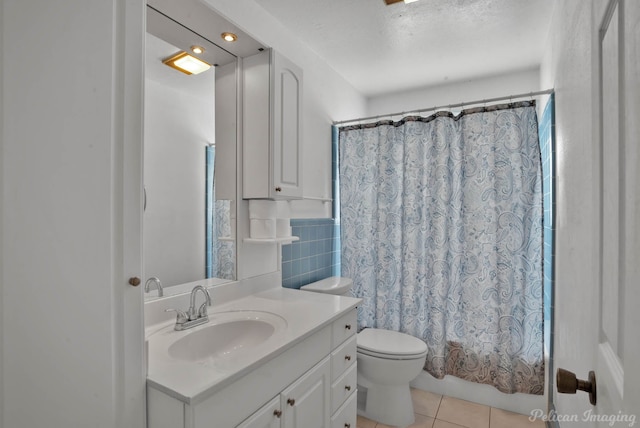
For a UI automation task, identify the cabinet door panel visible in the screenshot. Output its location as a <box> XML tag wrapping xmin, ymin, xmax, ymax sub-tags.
<box><xmin>281</xmin><ymin>356</ymin><xmax>330</xmax><ymax>428</ymax></box>
<box><xmin>272</xmin><ymin>51</ymin><xmax>303</xmax><ymax>199</ymax></box>
<box><xmin>236</xmin><ymin>396</ymin><xmax>281</xmax><ymax>428</ymax></box>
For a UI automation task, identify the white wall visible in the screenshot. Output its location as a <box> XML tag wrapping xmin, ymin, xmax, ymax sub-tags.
<box><xmin>1</xmin><ymin>0</ymin><xmax>145</xmax><ymax>426</ymax></box>
<box><xmin>540</xmin><ymin>0</ymin><xmax>601</xmax><ymax>422</ymax></box>
<box><xmin>367</xmin><ymin>68</ymin><xmax>541</xmax><ymax>117</ymax></box>
<box><xmin>144</xmin><ymin>62</ymin><xmax>214</xmax><ymax>287</ymax></box>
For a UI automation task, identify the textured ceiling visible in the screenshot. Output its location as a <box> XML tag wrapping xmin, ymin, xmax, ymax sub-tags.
<box><xmin>254</xmin><ymin>0</ymin><xmax>554</xmax><ymax>97</ymax></box>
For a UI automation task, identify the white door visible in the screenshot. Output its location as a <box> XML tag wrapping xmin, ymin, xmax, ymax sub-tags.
<box><xmin>596</xmin><ymin>0</ymin><xmax>640</xmax><ymax>422</ymax></box>
<box><xmin>576</xmin><ymin>0</ymin><xmax>640</xmax><ymax>424</ymax></box>
<box><xmin>554</xmin><ymin>1</ymin><xmax>640</xmax><ymax>425</ymax></box>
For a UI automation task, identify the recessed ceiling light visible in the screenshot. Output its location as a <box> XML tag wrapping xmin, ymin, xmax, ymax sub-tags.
<box><xmin>191</xmin><ymin>45</ymin><xmax>204</xmax><ymax>54</ymax></box>
<box><xmin>221</xmin><ymin>32</ymin><xmax>238</xmax><ymax>42</ymax></box>
<box><xmin>162</xmin><ymin>52</ymin><xmax>211</xmax><ymax>75</ymax></box>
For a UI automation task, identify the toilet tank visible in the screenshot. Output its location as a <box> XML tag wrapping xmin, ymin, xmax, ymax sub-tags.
<box><xmin>300</xmin><ymin>276</ymin><xmax>353</xmax><ymax>296</ymax></box>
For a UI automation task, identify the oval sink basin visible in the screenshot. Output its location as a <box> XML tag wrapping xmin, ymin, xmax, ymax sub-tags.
<box><xmin>168</xmin><ymin>311</ymin><xmax>287</xmax><ymax>362</ymax></box>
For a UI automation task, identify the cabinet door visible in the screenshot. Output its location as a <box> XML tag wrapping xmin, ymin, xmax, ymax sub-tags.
<box><xmin>272</xmin><ymin>51</ymin><xmax>303</xmax><ymax>199</ymax></box>
<box><xmin>281</xmin><ymin>356</ymin><xmax>330</xmax><ymax>428</ymax></box>
<box><xmin>236</xmin><ymin>396</ymin><xmax>281</xmax><ymax>428</ymax></box>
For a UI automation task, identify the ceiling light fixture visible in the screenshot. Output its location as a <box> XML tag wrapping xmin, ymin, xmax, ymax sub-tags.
<box><xmin>162</xmin><ymin>51</ymin><xmax>211</xmax><ymax>75</ymax></box>
<box><xmin>191</xmin><ymin>45</ymin><xmax>204</xmax><ymax>54</ymax></box>
<box><xmin>221</xmin><ymin>32</ymin><xmax>238</xmax><ymax>42</ymax></box>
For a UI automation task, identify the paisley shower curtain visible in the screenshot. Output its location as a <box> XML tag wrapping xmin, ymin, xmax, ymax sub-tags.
<box><xmin>339</xmin><ymin>101</ymin><xmax>544</xmax><ymax>394</ymax></box>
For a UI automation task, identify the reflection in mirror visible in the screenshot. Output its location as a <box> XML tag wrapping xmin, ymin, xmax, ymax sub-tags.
<box><xmin>144</xmin><ymin>6</ymin><xmax>237</xmax><ymax>296</ymax></box>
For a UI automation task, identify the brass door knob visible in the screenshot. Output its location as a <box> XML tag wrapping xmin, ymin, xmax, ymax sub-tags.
<box><xmin>345</xmin><ymin>355</ymin><xmax>351</xmax><ymax>361</ymax></box>
<box><xmin>273</xmin><ymin>409</ymin><xmax>282</xmax><ymax>418</ymax></box>
<box><xmin>287</xmin><ymin>398</ymin><xmax>295</xmax><ymax>406</ymax></box>
<box><xmin>275</xmin><ymin>187</ymin><xmax>282</xmax><ymax>192</ymax></box>
<box><xmin>556</xmin><ymin>368</ymin><xmax>597</xmax><ymax>405</ymax></box>
<box><xmin>128</xmin><ymin>277</ymin><xmax>141</xmax><ymax>286</ymax></box>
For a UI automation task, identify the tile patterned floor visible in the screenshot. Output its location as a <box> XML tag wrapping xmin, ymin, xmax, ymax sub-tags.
<box><xmin>357</xmin><ymin>388</ymin><xmax>546</xmax><ymax>428</ymax></box>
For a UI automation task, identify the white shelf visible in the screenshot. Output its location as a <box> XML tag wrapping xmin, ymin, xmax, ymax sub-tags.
<box><xmin>243</xmin><ymin>236</ymin><xmax>299</xmax><ymax>245</ymax></box>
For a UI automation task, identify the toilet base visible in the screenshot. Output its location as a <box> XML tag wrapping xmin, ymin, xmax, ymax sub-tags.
<box><xmin>357</xmin><ymin>384</ymin><xmax>415</xmax><ymax>428</ymax></box>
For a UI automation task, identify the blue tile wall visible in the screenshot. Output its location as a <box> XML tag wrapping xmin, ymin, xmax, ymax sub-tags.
<box><xmin>282</xmin><ymin>218</ymin><xmax>341</xmax><ymax>289</ymax></box>
<box><xmin>539</xmin><ymin>94</ymin><xmax>556</xmax><ymax>409</ymax></box>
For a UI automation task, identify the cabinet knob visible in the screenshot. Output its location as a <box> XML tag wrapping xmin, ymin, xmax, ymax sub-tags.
<box><xmin>275</xmin><ymin>187</ymin><xmax>282</xmax><ymax>192</ymax></box>
<box><xmin>287</xmin><ymin>398</ymin><xmax>296</xmax><ymax>406</ymax></box>
<box><xmin>345</xmin><ymin>424</ymin><xmax>351</xmax><ymax>428</ymax></box>
<box><xmin>273</xmin><ymin>409</ymin><xmax>282</xmax><ymax>418</ymax></box>
<box><xmin>345</xmin><ymin>355</ymin><xmax>351</xmax><ymax>361</ymax></box>
<box><xmin>128</xmin><ymin>277</ymin><xmax>141</xmax><ymax>286</ymax></box>
<box><xmin>345</xmin><ymin>324</ymin><xmax>352</xmax><ymax>330</ymax></box>
<box><xmin>345</xmin><ymin>385</ymin><xmax>351</xmax><ymax>391</ymax></box>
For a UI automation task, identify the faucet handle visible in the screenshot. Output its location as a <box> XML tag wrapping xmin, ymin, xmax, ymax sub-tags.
<box><xmin>165</xmin><ymin>308</ymin><xmax>188</xmax><ymax>324</ymax></box>
<box><xmin>198</xmin><ymin>302</ymin><xmax>209</xmax><ymax>318</ymax></box>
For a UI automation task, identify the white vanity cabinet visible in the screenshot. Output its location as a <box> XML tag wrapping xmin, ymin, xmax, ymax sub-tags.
<box><xmin>147</xmin><ymin>308</ymin><xmax>358</xmax><ymax>428</ymax></box>
<box><xmin>243</xmin><ymin>48</ymin><xmax>303</xmax><ymax>200</ymax></box>
<box><xmin>328</xmin><ymin>310</ymin><xmax>358</xmax><ymax>428</ymax></box>
<box><xmin>238</xmin><ymin>356</ymin><xmax>330</xmax><ymax>428</ymax></box>
<box><xmin>237</xmin><ymin>309</ymin><xmax>357</xmax><ymax>428</ymax></box>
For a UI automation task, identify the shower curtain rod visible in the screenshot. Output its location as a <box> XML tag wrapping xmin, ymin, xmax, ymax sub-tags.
<box><xmin>332</xmin><ymin>88</ymin><xmax>554</xmax><ymax>126</ymax></box>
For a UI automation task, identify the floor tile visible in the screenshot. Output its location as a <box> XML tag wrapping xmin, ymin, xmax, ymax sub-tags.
<box><xmin>435</xmin><ymin>396</ymin><xmax>490</xmax><ymax>428</ymax></box>
<box><xmin>411</xmin><ymin>388</ymin><xmax>442</xmax><ymax>418</ymax></box>
<box><xmin>490</xmin><ymin>408</ymin><xmax>546</xmax><ymax>428</ymax></box>
<box><xmin>409</xmin><ymin>414</ymin><xmax>436</xmax><ymax>428</ymax></box>
<box><xmin>376</xmin><ymin>413</ymin><xmax>436</xmax><ymax>428</ymax></box>
<box><xmin>357</xmin><ymin>415</ymin><xmax>377</xmax><ymax>428</ymax></box>
<box><xmin>432</xmin><ymin>420</ymin><xmax>467</xmax><ymax>428</ymax></box>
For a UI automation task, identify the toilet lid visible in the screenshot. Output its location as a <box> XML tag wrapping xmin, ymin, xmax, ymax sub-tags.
<box><xmin>357</xmin><ymin>328</ymin><xmax>428</xmax><ymax>357</ymax></box>
<box><xmin>300</xmin><ymin>277</ymin><xmax>352</xmax><ymax>295</ymax></box>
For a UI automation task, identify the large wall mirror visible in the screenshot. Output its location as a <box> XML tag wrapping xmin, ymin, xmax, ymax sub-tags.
<box><xmin>143</xmin><ymin>3</ymin><xmax>239</xmax><ymax>296</ymax></box>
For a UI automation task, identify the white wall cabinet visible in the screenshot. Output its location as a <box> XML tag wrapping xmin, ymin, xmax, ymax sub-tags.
<box><xmin>243</xmin><ymin>49</ymin><xmax>303</xmax><ymax>200</ymax></box>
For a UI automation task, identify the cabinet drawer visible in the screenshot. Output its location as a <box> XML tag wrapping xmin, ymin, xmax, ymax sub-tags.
<box><xmin>331</xmin><ymin>364</ymin><xmax>357</xmax><ymax>415</ymax></box>
<box><xmin>331</xmin><ymin>309</ymin><xmax>357</xmax><ymax>348</ymax></box>
<box><xmin>331</xmin><ymin>335</ymin><xmax>356</xmax><ymax>381</ymax></box>
<box><xmin>330</xmin><ymin>391</ymin><xmax>357</xmax><ymax>428</ymax></box>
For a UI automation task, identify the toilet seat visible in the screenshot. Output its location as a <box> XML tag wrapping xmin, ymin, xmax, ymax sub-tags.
<box><xmin>357</xmin><ymin>328</ymin><xmax>428</xmax><ymax>360</ymax></box>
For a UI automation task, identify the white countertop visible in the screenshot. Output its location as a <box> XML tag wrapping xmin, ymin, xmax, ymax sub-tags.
<box><xmin>146</xmin><ymin>287</ymin><xmax>360</xmax><ymax>404</ymax></box>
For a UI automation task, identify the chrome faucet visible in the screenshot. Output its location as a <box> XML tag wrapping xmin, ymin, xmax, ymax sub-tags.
<box><xmin>187</xmin><ymin>285</ymin><xmax>212</xmax><ymax>321</ymax></box>
<box><xmin>144</xmin><ymin>277</ymin><xmax>164</xmax><ymax>297</ymax></box>
<box><xmin>165</xmin><ymin>285</ymin><xmax>212</xmax><ymax>331</ymax></box>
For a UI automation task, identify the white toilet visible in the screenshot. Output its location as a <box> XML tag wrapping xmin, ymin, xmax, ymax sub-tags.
<box><xmin>301</xmin><ymin>277</ymin><xmax>428</xmax><ymax>428</ymax></box>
